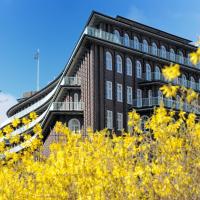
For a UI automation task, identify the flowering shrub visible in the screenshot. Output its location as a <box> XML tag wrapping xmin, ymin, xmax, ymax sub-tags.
<box><xmin>0</xmin><ymin>42</ymin><xmax>199</xmax><ymax>199</ymax></box>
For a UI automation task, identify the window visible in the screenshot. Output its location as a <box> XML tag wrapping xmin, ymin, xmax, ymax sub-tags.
<box><xmin>106</xmin><ymin>110</ymin><xmax>113</xmax><ymax>129</ymax></box>
<box><xmin>68</xmin><ymin>118</ymin><xmax>80</xmax><ymax>133</ymax></box>
<box><xmin>124</xmin><ymin>33</ymin><xmax>130</xmax><ymax>47</ymax></box>
<box><xmin>137</xmin><ymin>89</ymin><xmax>142</xmax><ymax>107</ymax></box>
<box><xmin>106</xmin><ymin>51</ymin><xmax>112</xmax><ymax>70</ymax></box>
<box><xmin>126</xmin><ymin>57</ymin><xmax>132</xmax><ymax>76</ymax></box>
<box><xmin>178</xmin><ymin>50</ymin><xmax>184</xmax><ymax>64</ymax></box>
<box><xmin>117</xmin><ymin>113</ymin><xmax>123</xmax><ymax>130</ymax></box>
<box><xmin>170</xmin><ymin>48</ymin><xmax>176</xmax><ymax>61</ymax></box>
<box><xmin>198</xmin><ymin>79</ymin><xmax>200</xmax><ymax>91</ymax></box>
<box><xmin>143</xmin><ymin>39</ymin><xmax>148</xmax><ymax>53</ymax></box>
<box><xmin>161</xmin><ymin>45</ymin><xmax>167</xmax><ymax>58</ymax></box>
<box><xmin>106</xmin><ymin>81</ymin><xmax>112</xmax><ymax>100</ymax></box>
<box><xmin>146</xmin><ymin>63</ymin><xmax>151</xmax><ymax>81</ymax></box>
<box><xmin>182</xmin><ymin>74</ymin><xmax>187</xmax><ymax>87</ymax></box>
<box><xmin>74</xmin><ymin>93</ymin><xmax>79</xmax><ymax>110</ymax></box>
<box><xmin>152</xmin><ymin>42</ymin><xmax>157</xmax><ymax>55</ymax></box>
<box><xmin>127</xmin><ymin>86</ymin><xmax>132</xmax><ymax>104</ymax></box>
<box><xmin>141</xmin><ymin>115</ymin><xmax>149</xmax><ymax>132</ymax></box>
<box><xmin>116</xmin><ymin>55</ymin><xmax>122</xmax><ymax>73</ymax></box>
<box><xmin>158</xmin><ymin>90</ymin><xmax>163</xmax><ymax>99</ymax></box>
<box><xmin>117</xmin><ymin>83</ymin><xmax>123</xmax><ymax>102</ymax></box>
<box><xmin>134</xmin><ymin>36</ymin><xmax>139</xmax><ymax>50</ymax></box>
<box><xmin>190</xmin><ymin>76</ymin><xmax>195</xmax><ymax>89</ymax></box>
<box><xmin>148</xmin><ymin>90</ymin><xmax>152</xmax><ymax>106</ymax></box>
<box><xmin>136</xmin><ymin>60</ymin><xmax>142</xmax><ymax>78</ymax></box>
<box><xmin>155</xmin><ymin>66</ymin><xmax>160</xmax><ymax>80</ymax></box>
<box><xmin>114</xmin><ymin>30</ymin><xmax>121</xmax><ymax>43</ymax></box>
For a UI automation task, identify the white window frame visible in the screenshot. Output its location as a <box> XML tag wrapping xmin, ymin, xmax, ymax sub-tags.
<box><xmin>116</xmin><ymin>55</ymin><xmax>122</xmax><ymax>73</ymax></box>
<box><xmin>106</xmin><ymin>81</ymin><xmax>112</xmax><ymax>100</ymax></box>
<box><xmin>152</xmin><ymin>42</ymin><xmax>157</xmax><ymax>55</ymax></box>
<box><xmin>170</xmin><ymin>48</ymin><xmax>175</xmax><ymax>61</ymax></box>
<box><xmin>137</xmin><ymin>89</ymin><xmax>142</xmax><ymax>107</ymax></box>
<box><xmin>190</xmin><ymin>76</ymin><xmax>195</xmax><ymax>89</ymax></box>
<box><xmin>127</xmin><ymin>86</ymin><xmax>132</xmax><ymax>104</ymax></box>
<box><xmin>148</xmin><ymin>90</ymin><xmax>152</xmax><ymax>106</ymax></box>
<box><xmin>126</xmin><ymin>57</ymin><xmax>132</xmax><ymax>76</ymax></box>
<box><xmin>155</xmin><ymin>66</ymin><xmax>161</xmax><ymax>80</ymax></box>
<box><xmin>106</xmin><ymin>110</ymin><xmax>113</xmax><ymax>129</ymax></box>
<box><xmin>146</xmin><ymin>63</ymin><xmax>152</xmax><ymax>81</ymax></box>
<box><xmin>161</xmin><ymin>45</ymin><xmax>167</xmax><ymax>58</ymax></box>
<box><xmin>117</xmin><ymin>83</ymin><xmax>123</xmax><ymax>102</ymax></box>
<box><xmin>178</xmin><ymin>51</ymin><xmax>184</xmax><ymax>64</ymax></box>
<box><xmin>124</xmin><ymin>33</ymin><xmax>130</xmax><ymax>47</ymax></box>
<box><xmin>143</xmin><ymin>39</ymin><xmax>148</xmax><ymax>53</ymax></box>
<box><xmin>182</xmin><ymin>74</ymin><xmax>187</xmax><ymax>87</ymax></box>
<box><xmin>134</xmin><ymin>36</ymin><xmax>139</xmax><ymax>50</ymax></box>
<box><xmin>117</xmin><ymin>113</ymin><xmax>123</xmax><ymax>130</ymax></box>
<box><xmin>106</xmin><ymin>51</ymin><xmax>112</xmax><ymax>70</ymax></box>
<box><xmin>136</xmin><ymin>60</ymin><xmax>142</xmax><ymax>78</ymax></box>
<box><xmin>114</xmin><ymin>30</ymin><xmax>121</xmax><ymax>44</ymax></box>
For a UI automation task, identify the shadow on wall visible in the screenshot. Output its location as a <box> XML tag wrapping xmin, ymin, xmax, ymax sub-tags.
<box><xmin>0</xmin><ymin>92</ymin><xmax>17</xmax><ymax>125</ymax></box>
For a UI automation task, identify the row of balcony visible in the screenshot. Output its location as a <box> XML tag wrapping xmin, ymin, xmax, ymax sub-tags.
<box><xmin>50</xmin><ymin>102</ymin><xmax>84</xmax><ymax>111</ymax></box>
<box><xmin>139</xmin><ymin>72</ymin><xmax>200</xmax><ymax>91</ymax></box>
<box><xmin>133</xmin><ymin>97</ymin><xmax>200</xmax><ymax>114</ymax></box>
<box><xmin>85</xmin><ymin>27</ymin><xmax>200</xmax><ymax>70</ymax></box>
<box><xmin>61</xmin><ymin>76</ymin><xmax>81</xmax><ymax>86</ymax></box>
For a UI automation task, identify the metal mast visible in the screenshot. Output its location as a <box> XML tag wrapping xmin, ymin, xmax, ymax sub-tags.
<box><xmin>34</xmin><ymin>49</ymin><xmax>40</xmax><ymax>91</ymax></box>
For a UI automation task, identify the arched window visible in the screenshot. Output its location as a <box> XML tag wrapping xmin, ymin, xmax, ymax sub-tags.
<box><xmin>114</xmin><ymin>29</ymin><xmax>121</xmax><ymax>43</ymax></box>
<box><xmin>106</xmin><ymin>51</ymin><xmax>112</xmax><ymax>70</ymax></box>
<box><xmin>170</xmin><ymin>48</ymin><xmax>176</xmax><ymax>61</ymax></box>
<box><xmin>152</xmin><ymin>42</ymin><xmax>157</xmax><ymax>56</ymax></box>
<box><xmin>161</xmin><ymin>45</ymin><xmax>167</xmax><ymax>58</ymax></box>
<box><xmin>190</xmin><ymin>76</ymin><xmax>196</xmax><ymax>89</ymax></box>
<box><xmin>137</xmin><ymin>89</ymin><xmax>142</xmax><ymax>107</ymax></box>
<box><xmin>146</xmin><ymin>63</ymin><xmax>151</xmax><ymax>81</ymax></box>
<box><xmin>124</xmin><ymin>33</ymin><xmax>130</xmax><ymax>47</ymax></box>
<box><xmin>116</xmin><ymin>55</ymin><xmax>122</xmax><ymax>73</ymax></box>
<box><xmin>136</xmin><ymin>60</ymin><xmax>142</xmax><ymax>78</ymax></box>
<box><xmin>148</xmin><ymin>90</ymin><xmax>152</xmax><ymax>106</ymax></box>
<box><xmin>182</xmin><ymin>74</ymin><xmax>187</xmax><ymax>87</ymax></box>
<box><xmin>134</xmin><ymin>36</ymin><xmax>139</xmax><ymax>50</ymax></box>
<box><xmin>143</xmin><ymin>39</ymin><xmax>148</xmax><ymax>53</ymax></box>
<box><xmin>155</xmin><ymin>66</ymin><xmax>161</xmax><ymax>80</ymax></box>
<box><xmin>178</xmin><ymin>50</ymin><xmax>184</xmax><ymax>64</ymax></box>
<box><xmin>68</xmin><ymin>118</ymin><xmax>81</xmax><ymax>133</ymax></box>
<box><xmin>126</xmin><ymin>57</ymin><xmax>132</xmax><ymax>76</ymax></box>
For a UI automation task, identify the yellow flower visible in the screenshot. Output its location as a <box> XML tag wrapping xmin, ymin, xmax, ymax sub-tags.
<box><xmin>162</xmin><ymin>64</ymin><xmax>180</xmax><ymax>81</ymax></box>
<box><xmin>22</xmin><ymin>117</ymin><xmax>31</xmax><ymax>125</ymax></box>
<box><xmin>160</xmin><ymin>85</ymin><xmax>179</xmax><ymax>97</ymax></box>
<box><xmin>12</xmin><ymin>118</ymin><xmax>20</xmax><ymax>128</ymax></box>
<box><xmin>190</xmin><ymin>48</ymin><xmax>200</xmax><ymax>65</ymax></box>
<box><xmin>29</xmin><ymin>112</ymin><xmax>38</xmax><ymax>120</ymax></box>
<box><xmin>186</xmin><ymin>89</ymin><xmax>198</xmax><ymax>103</ymax></box>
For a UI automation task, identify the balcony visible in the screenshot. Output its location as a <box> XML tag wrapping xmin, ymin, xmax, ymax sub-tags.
<box><xmin>85</xmin><ymin>27</ymin><xmax>200</xmax><ymax>70</ymax></box>
<box><xmin>51</xmin><ymin>102</ymin><xmax>84</xmax><ymax>111</ymax></box>
<box><xmin>139</xmin><ymin>72</ymin><xmax>200</xmax><ymax>91</ymax></box>
<box><xmin>133</xmin><ymin>97</ymin><xmax>200</xmax><ymax>114</ymax></box>
<box><xmin>61</xmin><ymin>76</ymin><xmax>81</xmax><ymax>86</ymax></box>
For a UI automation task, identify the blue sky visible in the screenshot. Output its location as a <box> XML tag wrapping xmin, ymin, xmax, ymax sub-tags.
<box><xmin>0</xmin><ymin>0</ymin><xmax>200</xmax><ymax>99</ymax></box>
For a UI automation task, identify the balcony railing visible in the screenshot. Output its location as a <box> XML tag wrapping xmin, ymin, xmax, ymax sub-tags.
<box><xmin>140</xmin><ymin>72</ymin><xmax>200</xmax><ymax>91</ymax></box>
<box><xmin>133</xmin><ymin>97</ymin><xmax>200</xmax><ymax>114</ymax></box>
<box><xmin>51</xmin><ymin>102</ymin><xmax>84</xmax><ymax>111</ymax></box>
<box><xmin>85</xmin><ymin>27</ymin><xmax>200</xmax><ymax>70</ymax></box>
<box><xmin>61</xmin><ymin>76</ymin><xmax>81</xmax><ymax>86</ymax></box>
